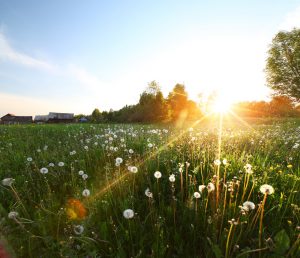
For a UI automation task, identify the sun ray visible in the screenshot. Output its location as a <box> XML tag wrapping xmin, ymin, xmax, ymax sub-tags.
<box><xmin>86</xmin><ymin>113</ymin><xmax>212</xmax><ymax>204</ymax></box>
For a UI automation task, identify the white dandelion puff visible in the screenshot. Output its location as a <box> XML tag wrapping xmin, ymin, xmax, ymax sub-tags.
<box><xmin>73</xmin><ymin>225</ymin><xmax>84</xmax><ymax>235</ymax></box>
<box><xmin>154</xmin><ymin>171</ymin><xmax>162</xmax><ymax>179</ymax></box>
<box><xmin>8</xmin><ymin>211</ymin><xmax>19</xmax><ymax>219</ymax></box>
<box><xmin>169</xmin><ymin>174</ymin><xmax>176</xmax><ymax>182</ymax></box>
<box><xmin>194</xmin><ymin>192</ymin><xmax>201</xmax><ymax>198</ymax></box>
<box><xmin>40</xmin><ymin>167</ymin><xmax>49</xmax><ymax>174</ymax></box>
<box><xmin>260</xmin><ymin>184</ymin><xmax>274</xmax><ymax>195</ymax></box>
<box><xmin>123</xmin><ymin>209</ymin><xmax>134</xmax><ymax>219</ymax></box>
<box><xmin>82</xmin><ymin>189</ymin><xmax>90</xmax><ymax>197</ymax></box>
<box><xmin>2</xmin><ymin>178</ymin><xmax>15</xmax><ymax>187</ymax></box>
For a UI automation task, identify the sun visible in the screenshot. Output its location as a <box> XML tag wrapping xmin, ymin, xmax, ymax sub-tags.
<box><xmin>211</xmin><ymin>98</ymin><xmax>233</xmax><ymax>114</ymax></box>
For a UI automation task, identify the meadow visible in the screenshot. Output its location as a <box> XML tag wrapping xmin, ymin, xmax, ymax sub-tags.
<box><xmin>0</xmin><ymin>119</ymin><xmax>299</xmax><ymax>257</ymax></box>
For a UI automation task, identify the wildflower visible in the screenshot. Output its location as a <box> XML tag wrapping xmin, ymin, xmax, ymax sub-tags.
<box><xmin>228</xmin><ymin>218</ymin><xmax>239</xmax><ymax>225</ymax></box>
<box><xmin>82</xmin><ymin>189</ymin><xmax>90</xmax><ymax>197</ymax></box>
<box><xmin>198</xmin><ymin>185</ymin><xmax>206</xmax><ymax>193</ymax></box>
<box><xmin>40</xmin><ymin>167</ymin><xmax>49</xmax><ymax>174</ymax></box>
<box><xmin>154</xmin><ymin>171</ymin><xmax>162</xmax><ymax>179</ymax></box>
<box><xmin>27</xmin><ymin>157</ymin><xmax>33</xmax><ymax>162</ymax></box>
<box><xmin>70</xmin><ymin>150</ymin><xmax>76</xmax><ymax>155</ymax></box>
<box><xmin>169</xmin><ymin>174</ymin><xmax>175</xmax><ymax>182</ymax></box>
<box><xmin>82</xmin><ymin>174</ymin><xmax>88</xmax><ymax>180</ymax></box>
<box><xmin>214</xmin><ymin>159</ymin><xmax>221</xmax><ymax>166</ymax></box>
<box><xmin>123</xmin><ymin>209</ymin><xmax>134</xmax><ymax>219</ymax></box>
<box><xmin>8</xmin><ymin>211</ymin><xmax>19</xmax><ymax>219</ymax></box>
<box><xmin>129</xmin><ymin>166</ymin><xmax>138</xmax><ymax>173</ymax></box>
<box><xmin>73</xmin><ymin>225</ymin><xmax>84</xmax><ymax>235</ymax></box>
<box><xmin>78</xmin><ymin>170</ymin><xmax>84</xmax><ymax>176</ymax></box>
<box><xmin>287</xmin><ymin>164</ymin><xmax>293</xmax><ymax>169</ymax></box>
<box><xmin>242</xmin><ymin>201</ymin><xmax>255</xmax><ymax>211</ymax></box>
<box><xmin>58</xmin><ymin>162</ymin><xmax>64</xmax><ymax>167</ymax></box>
<box><xmin>145</xmin><ymin>188</ymin><xmax>153</xmax><ymax>198</ymax></box>
<box><xmin>128</xmin><ymin>149</ymin><xmax>134</xmax><ymax>154</ymax></box>
<box><xmin>48</xmin><ymin>163</ymin><xmax>55</xmax><ymax>167</ymax></box>
<box><xmin>148</xmin><ymin>143</ymin><xmax>153</xmax><ymax>148</ymax></box>
<box><xmin>244</xmin><ymin>164</ymin><xmax>253</xmax><ymax>174</ymax></box>
<box><xmin>223</xmin><ymin>159</ymin><xmax>228</xmax><ymax>165</ymax></box>
<box><xmin>260</xmin><ymin>184</ymin><xmax>274</xmax><ymax>195</ymax></box>
<box><xmin>207</xmin><ymin>182</ymin><xmax>215</xmax><ymax>192</ymax></box>
<box><xmin>194</xmin><ymin>192</ymin><xmax>201</xmax><ymax>198</ymax></box>
<box><xmin>2</xmin><ymin>178</ymin><xmax>14</xmax><ymax>187</ymax></box>
<box><xmin>115</xmin><ymin>157</ymin><xmax>123</xmax><ymax>164</ymax></box>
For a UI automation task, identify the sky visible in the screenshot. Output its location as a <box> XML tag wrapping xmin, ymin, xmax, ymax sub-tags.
<box><xmin>1</xmin><ymin>0</ymin><xmax>300</xmax><ymax>117</ymax></box>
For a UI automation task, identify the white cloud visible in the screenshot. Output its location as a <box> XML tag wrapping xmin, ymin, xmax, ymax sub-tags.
<box><xmin>279</xmin><ymin>5</ymin><xmax>300</xmax><ymax>31</ymax></box>
<box><xmin>0</xmin><ymin>32</ymin><xmax>56</xmax><ymax>72</ymax></box>
<box><xmin>67</xmin><ymin>64</ymin><xmax>106</xmax><ymax>92</ymax></box>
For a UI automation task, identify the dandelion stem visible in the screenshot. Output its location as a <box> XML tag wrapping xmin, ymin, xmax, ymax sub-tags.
<box><xmin>259</xmin><ymin>193</ymin><xmax>267</xmax><ymax>257</ymax></box>
<box><xmin>225</xmin><ymin>223</ymin><xmax>234</xmax><ymax>258</ymax></box>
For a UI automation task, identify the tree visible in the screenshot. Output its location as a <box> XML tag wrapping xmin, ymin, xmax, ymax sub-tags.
<box><xmin>138</xmin><ymin>81</ymin><xmax>168</xmax><ymax>122</ymax></box>
<box><xmin>266</xmin><ymin>28</ymin><xmax>300</xmax><ymax>101</ymax></box>
<box><xmin>167</xmin><ymin>84</ymin><xmax>188</xmax><ymax>121</ymax></box>
<box><xmin>91</xmin><ymin>108</ymin><xmax>102</xmax><ymax>123</ymax></box>
<box><xmin>269</xmin><ymin>95</ymin><xmax>296</xmax><ymax>117</ymax></box>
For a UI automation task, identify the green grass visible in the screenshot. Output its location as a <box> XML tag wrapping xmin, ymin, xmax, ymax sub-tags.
<box><xmin>0</xmin><ymin>120</ymin><xmax>299</xmax><ymax>257</ymax></box>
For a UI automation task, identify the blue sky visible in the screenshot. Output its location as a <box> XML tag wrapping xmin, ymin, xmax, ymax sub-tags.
<box><xmin>1</xmin><ymin>0</ymin><xmax>300</xmax><ymax>116</ymax></box>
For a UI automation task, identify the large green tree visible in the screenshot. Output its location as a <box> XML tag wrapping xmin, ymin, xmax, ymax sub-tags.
<box><xmin>138</xmin><ymin>81</ymin><xmax>168</xmax><ymax>122</ymax></box>
<box><xmin>91</xmin><ymin>108</ymin><xmax>102</xmax><ymax>122</ymax></box>
<box><xmin>265</xmin><ymin>28</ymin><xmax>300</xmax><ymax>101</ymax></box>
<box><xmin>167</xmin><ymin>84</ymin><xmax>188</xmax><ymax>121</ymax></box>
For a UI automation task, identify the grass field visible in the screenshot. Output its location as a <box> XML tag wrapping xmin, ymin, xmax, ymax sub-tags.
<box><xmin>0</xmin><ymin>119</ymin><xmax>300</xmax><ymax>257</ymax></box>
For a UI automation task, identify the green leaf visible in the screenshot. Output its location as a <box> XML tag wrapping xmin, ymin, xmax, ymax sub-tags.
<box><xmin>274</xmin><ymin>229</ymin><xmax>290</xmax><ymax>255</ymax></box>
<box><xmin>211</xmin><ymin>244</ymin><xmax>223</xmax><ymax>258</ymax></box>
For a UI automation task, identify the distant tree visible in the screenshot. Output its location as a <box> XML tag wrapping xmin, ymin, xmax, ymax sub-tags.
<box><xmin>138</xmin><ymin>81</ymin><xmax>168</xmax><ymax>122</ymax></box>
<box><xmin>265</xmin><ymin>28</ymin><xmax>300</xmax><ymax>101</ymax></box>
<box><xmin>167</xmin><ymin>84</ymin><xmax>188</xmax><ymax>121</ymax></box>
<box><xmin>269</xmin><ymin>95</ymin><xmax>296</xmax><ymax>117</ymax></box>
<box><xmin>91</xmin><ymin>108</ymin><xmax>102</xmax><ymax>123</ymax></box>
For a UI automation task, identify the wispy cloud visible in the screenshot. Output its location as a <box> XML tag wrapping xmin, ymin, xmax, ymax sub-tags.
<box><xmin>279</xmin><ymin>5</ymin><xmax>300</xmax><ymax>31</ymax></box>
<box><xmin>0</xmin><ymin>32</ymin><xmax>56</xmax><ymax>72</ymax></box>
<box><xmin>67</xmin><ymin>64</ymin><xmax>107</xmax><ymax>92</ymax></box>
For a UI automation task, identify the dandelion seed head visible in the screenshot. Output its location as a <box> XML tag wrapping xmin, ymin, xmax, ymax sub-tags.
<box><xmin>40</xmin><ymin>167</ymin><xmax>49</xmax><ymax>174</ymax></box>
<box><xmin>73</xmin><ymin>225</ymin><xmax>84</xmax><ymax>235</ymax></box>
<box><xmin>154</xmin><ymin>171</ymin><xmax>162</xmax><ymax>179</ymax></box>
<box><xmin>130</xmin><ymin>166</ymin><xmax>138</xmax><ymax>173</ymax></box>
<box><xmin>169</xmin><ymin>174</ymin><xmax>175</xmax><ymax>182</ymax></box>
<box><xmin>82</xmin><ymin>189</ymin><xmax>90</xmax><ymax>197</ymax></box>
<box><xmin>194</xmin><ymin>192</ymin><xmax>201</xmax><ymax>198</ymax></box>
<box><xmin>2</xmin><ymin>178</ymin><xmax>14</xmax><ymax>187</ymax></box>
<box><xmin>260</xmin><ymin>184</ymin><xmax>274</xmax><ymax>195</ymax></box>
<box><xmin>123</xmin><ymin>209</ymin><xmax>134</xmax><ymax>219</ymax></box>
<box><xmin>8</xmin><ymin>211</ymin><xmax>19</xmax><ymax>219</ymax></box>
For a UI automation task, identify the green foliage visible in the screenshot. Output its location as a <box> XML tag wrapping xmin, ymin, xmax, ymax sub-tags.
<box><xmin>273</xmin><ymin>229</ymin><xmax>290</xmax><ymax>255</ymax></box>
<box><xmin>266</xmin><ymin>28</ymin><xmax>300</xmax><ymax>101</ymax></box>
<box><xmin>91</xmin><ymin>108</ymin><xmax>102</xmax><ymax>122</ymax></box>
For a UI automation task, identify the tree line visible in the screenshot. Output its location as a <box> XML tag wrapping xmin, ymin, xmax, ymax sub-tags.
<box><xmin>75</xmin><ymin>27</ymin><xmax>300</xmax><ymax>123</ymax></box>
<box><xmin>75</xmin><ymin>83</ymin><xmax>299</xmax><ymax>124</ymax></box>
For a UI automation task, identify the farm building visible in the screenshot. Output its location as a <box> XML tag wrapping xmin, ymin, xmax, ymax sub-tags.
<box><xmin>0</xmin><ymin>114</ymin><xmax>33</xmax><ymax>124</ymax></box>
<box><xmin>34</xmin><ymin>115</ymin><xmax>49</xmax><ymax>123</ymax></box>
<box><xmin>34</xmin><ymin>112</ymin><xmax>74</xmax><ymax>123</ymax></box>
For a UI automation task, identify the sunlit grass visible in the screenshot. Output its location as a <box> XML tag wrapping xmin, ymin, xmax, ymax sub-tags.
<box><xmin>0</xmin><ymin>121</ymin><xmax>299</xmax><ymax>257</ymax></box>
